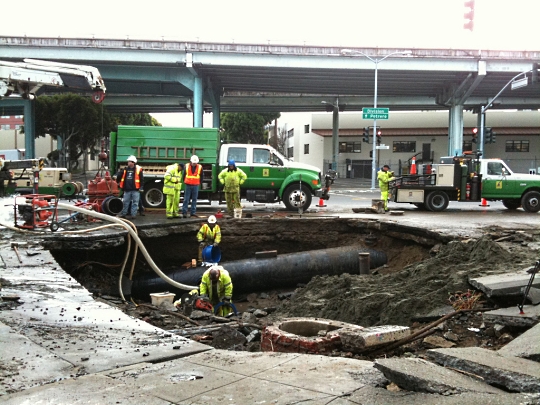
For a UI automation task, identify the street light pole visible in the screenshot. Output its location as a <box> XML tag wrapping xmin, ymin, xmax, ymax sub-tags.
<box><xmin>341</xmin><ymin>49</ymin><xmax>411</xmax><ymax>191</ymax></box>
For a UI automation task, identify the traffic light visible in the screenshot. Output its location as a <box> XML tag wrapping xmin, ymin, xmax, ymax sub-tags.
<box><xmin>463</xmin><ymin>0</ymin><xmax>475</xmax><ymax>31</ymax></box>
<box><xmin>376</xmin><ymin>130</ymin><xmax>382</xmax><ymax>145</ymax></box>
<box><xmin>471</xmin><ymin>127</ymin><xmax>478</xmax><ymax>143</ymax></box>
<box><xmin>485</xmin><ymin>127</ymin><xmax>496</xmax><ymax>143</ymax></box>
<box><xmin>362</xmin><ymin>127</ymin><xmax>370</xmax><ymax>143</ymax></box>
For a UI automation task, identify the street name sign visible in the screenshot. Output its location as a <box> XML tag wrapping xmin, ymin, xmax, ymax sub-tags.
<box><xmin>363</xmin><ymin>107</ymin><xmax>389</xmax><ymax>120</ymax></box>
<box><xmin>376</xmin><ymin>144</ymin><xmax>390</xmax><ymax>150</ymax></box>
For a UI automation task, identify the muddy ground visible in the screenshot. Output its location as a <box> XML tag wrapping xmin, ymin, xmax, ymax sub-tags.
<box><xmin>54</xmin><ymin>221</ymin><xmax>540</xmax><ymax>359</ymax></box>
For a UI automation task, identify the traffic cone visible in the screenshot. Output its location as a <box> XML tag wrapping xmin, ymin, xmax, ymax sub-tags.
<box><xmin>316</xmin><ymin>197</ymin><xmax>327</xmax><ymax>207</ymax></box>
<box><xmin>480</xmin><ymin>198</ymin><xmax>490</xmax><ymax>207</ymax></box>
<box><xmin>410</xmin><ymin>157</ymin><xmax>417</xmax><ymax>175</ymax></box>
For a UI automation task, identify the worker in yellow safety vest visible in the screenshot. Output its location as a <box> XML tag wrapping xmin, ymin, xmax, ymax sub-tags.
<box><xmin>197</xmin><ymin>215</ymin><xmax>221</xmax><ymax>264</ymax></box>
<box><xmin>163</xmin><ymin>162</ymin><xmax>184</xmax><ymax>218</ymax></box>
<box><xmin>218</xmin><ymin>159</ymin><xmax>247</xmax><ymax>218</ymax></box>
<box><xmin>377</xmin><ymin>164</ymin><xmax>395</xmax><ymax>212</ymax></box>
<box><xmin>199</xmin><ymin>266</ymin><xmax>233</xmax><ymax>317</ymax></box>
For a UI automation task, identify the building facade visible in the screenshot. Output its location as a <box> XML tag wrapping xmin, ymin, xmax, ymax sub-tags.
<box><xmin>280</xmin><ymin>110</ymin><xmax>540</xmax><ymax>177</ymax></box>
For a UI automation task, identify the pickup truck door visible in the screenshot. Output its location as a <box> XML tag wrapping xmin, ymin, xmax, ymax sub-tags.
<box><xmin>247</xmin><ymin>147</ymin><xmax>286</xmax><ymax>189</ymax></box>
<box><xmin>225</xmin><ymin>146</ymin><xmax>285</xmax><ymax>189</ymax></box>
<box><xmin>482</xmin><ymin>161</ymin><xmax>515</xmax><ymax>197</ymax></box>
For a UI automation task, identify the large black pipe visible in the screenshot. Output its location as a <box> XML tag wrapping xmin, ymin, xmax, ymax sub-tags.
<box><xmin>132</xmin><ymin>246</ymin><xmax>387</xmax><ymax>299</ymax></box>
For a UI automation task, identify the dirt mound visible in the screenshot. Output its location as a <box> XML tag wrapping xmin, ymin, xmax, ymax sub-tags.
<box><xmin>272</xmin><ymin>236</ymin><xmax>534</xmax><ymax>327</ymax></box>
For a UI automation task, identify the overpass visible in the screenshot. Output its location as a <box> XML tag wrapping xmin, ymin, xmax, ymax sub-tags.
<box><xmin>1</xmin><ymin>36</ymin><xmax>539</xmax><ymax>157</ymax></box>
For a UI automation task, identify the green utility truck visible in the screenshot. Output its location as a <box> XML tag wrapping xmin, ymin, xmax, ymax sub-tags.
<box><xmin>389</xmin><ymin>153</ymin><xmax>540</xmax><ymax>213</ymax></box>
<box><xmin>109</xmin><ymin>126</ymin><xmax>330</xmax><ymax>211</ymax></box>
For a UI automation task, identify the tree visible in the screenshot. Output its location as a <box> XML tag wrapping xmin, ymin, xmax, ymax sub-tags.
<box><xmin>33</xmin><ymin>94</ymin><xmax>159</xmax><ymax>173</ymax></box>
<box><xmin>220</xmin><ymin>112</ymin><xmax>280</xmax><ymax>144</ymax></box>
<box><xmin>276</xmin><ymin>126</ymin><xmax>288</xmax><ymax>156</ymax></box>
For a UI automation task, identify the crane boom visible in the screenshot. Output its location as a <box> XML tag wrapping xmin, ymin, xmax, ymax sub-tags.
<box><xmin>0</xmin><ymin>58</ymin><xmax>106</xmax><ymax>103</ymax></box>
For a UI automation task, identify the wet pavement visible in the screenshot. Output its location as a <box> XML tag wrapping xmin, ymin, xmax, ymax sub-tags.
<box><xmin>1</xmin><ymin>181</ymin><xmax>539</xmax><ymax>404</ymax></box>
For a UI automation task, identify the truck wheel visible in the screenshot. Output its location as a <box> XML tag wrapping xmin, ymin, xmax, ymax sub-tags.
<box><xmin>502</xmin><ymin>199</ymin><xmax>521</xmax><ymax>210</ymax></box>
<box><xmin>425</xmin><ymin>191</ymin><xmax>449</xmax><ymax>212</ymax></box>
<box><xmin>142</xmin><ymin>186</ymin><xmax>166</xmax><ymax>209</ymax></box>
<box><xmin>283</xmin><ymin>184</ymin><xmax>312</xmax><ymax>211</ymax></box>
<box><xmin>521</xmin><ymin>191</ymin><xmax>540</xmax><ymax>213</ymax></box>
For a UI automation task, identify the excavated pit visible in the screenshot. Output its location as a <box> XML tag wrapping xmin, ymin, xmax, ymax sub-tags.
<box><xmin>45</xmin><ymin>217</ymin><xmax>539</xmax><ymax>339</ymax></box>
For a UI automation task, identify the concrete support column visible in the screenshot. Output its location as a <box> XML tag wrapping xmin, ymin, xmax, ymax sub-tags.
<box><xmin>212</xmin><ymin>100</ymin><xmax>220</xmax><ymax>129</ymax></box>
<box><xmin>23</xmin><ymin>100</ymin><xmax>36</xmax><ymax>159</ymax></box>
<box><xmin>193</xmin><ymin>76</ymin><xmax>203</xmax><ymax>128</ymax></box>
<box><xmin>332</xmin><ymin>107</ymin><xmax>339</xmax><ymax>172</ymax></box>
<box><xmin>447</xmin><ymin>105</ymin><xmax>463</xmax><ymax>156</ymax></box>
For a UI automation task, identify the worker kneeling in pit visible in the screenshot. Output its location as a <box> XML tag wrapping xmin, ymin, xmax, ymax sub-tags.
<box><xmin>200</xmin><ymin>266</ymin><xmax>233</xmax><ymax>317</ymax></box>
<box><xmin>197</xmin><ymin>215</ymin><xmax>221</xmax><ymax>265</ymax></box>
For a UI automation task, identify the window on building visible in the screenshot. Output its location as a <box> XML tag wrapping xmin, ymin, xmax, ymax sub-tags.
<box><xmin>1</xmin><ymin>116</ymin><xmax>10</xmax><ymax>119</ymax></box>
<box><xmin>304</xmin><ymin>144</ymin><xmax>309</xmax><ymax>154</ymax></box>
<box><xmin>304</xmin><ymin>124</ymin><xmax>310</xmax><ymax>133</ymax></box>
<box><xmin>462</xmin><ymin>141</ymin><xmax>473</xmax><ymax>151</ymax></box>
<box><xmin>505</xmin><ymin>140</ymin><xmax>529</xmax><ymax>152</ymax></box>
<box><xmin>1</xmin><ymin>124</ymin><xmax>10</xmax><ymax>130</ymax></box>
<box><xmin>339</xmin><ymin>142</ymin><xmax>361</xmax><ymax>153</ymax></box>
<box><xmin>227</xmin><ymin>147</ymin><xmax>247</xmax><ymax>163</ymax></box>
<box><xmin>287</xmin><ymin>146</ymin><xmax>294</xmax><ymax>158</ymax></box>
<box><xmin>393</xmin><ymin>141</ymin><xmax>416</xmax><ymax>153</ymax></box>
<box><xmin>287</xmin><ymin>129</ymin><xmax>294</xmax><ymax>139</ymax></box>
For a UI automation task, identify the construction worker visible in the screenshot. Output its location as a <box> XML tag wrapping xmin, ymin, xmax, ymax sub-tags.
<box><xmin>117</xmin><ymin>155</ymin><xmax>144</xmax><ymax>219</ymax></box>
<box><xmin>377</xmin><ymin>164</ymin><xmax>395</xmax><ymax>212</ymax></box>
<box><xmin>182</xmin><ymin>155</ymin><xmax>203</xmax><ymax>218</ymax></box>
<box><xmin>199</xmin><ymin>265</ymin><xmax>233</xmax><ymax>317</ymax></box>
<box><xmin>163</xmin><ymin>162</ymin><xmax>184</xmax><ymax>219</ymax></box>
<box><xmin>197</xmin><ymin>215</ymin><xmax>221</xmax><ymax>264</ymax></box>
<box><xmin>218</xmin><ymin>160</ymin><xmax>247</xmax><ymax>218</ymax></box>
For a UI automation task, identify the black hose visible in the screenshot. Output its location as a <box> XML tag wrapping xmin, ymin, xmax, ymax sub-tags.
<box><xmin>132</xmin><ymin>246</ymin><xmax>387</xmax><ymax>298</ymax></box>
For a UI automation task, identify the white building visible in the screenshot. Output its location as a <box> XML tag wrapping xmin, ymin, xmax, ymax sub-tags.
<box><xmin>278</xmin><ymin>110</ymin><xmax>540</xmax><ymax>177</ymax></box>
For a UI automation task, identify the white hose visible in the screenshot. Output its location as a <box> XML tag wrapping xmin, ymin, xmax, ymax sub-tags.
<box><xmin>5</xmin><ymin>202</ymin><xmax>198</xmax><ymax>292</ymax></box>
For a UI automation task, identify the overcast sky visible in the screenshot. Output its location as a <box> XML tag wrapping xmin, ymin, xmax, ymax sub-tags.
<box><xmin>3</xmin><ymin>0</ymin><xmax>536</xmax><ymax>126</ymax></box>
<box><xmin>4</xmin><ymin>0</ymin><xmax>537</xmax><ymax>50</ymax></box>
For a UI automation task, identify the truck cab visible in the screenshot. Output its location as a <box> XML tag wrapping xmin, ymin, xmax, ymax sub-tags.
<box><xmin>479</xmin><ymin>158</ymin><xmax>540</xmax><ymax>212</ymax></box>
<box><xmin>219</xmin><ymin>143</ymin><xmax>324</xmax><ymax>210</ymax></box>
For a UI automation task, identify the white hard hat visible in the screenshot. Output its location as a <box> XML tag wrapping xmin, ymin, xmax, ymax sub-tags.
<box><xmin>127</xmin><ymin>155</ymin><xmax>137</xmax><ymax>163</ymax></box>
<box><xmin>208</xmin><ymin>215</ymin><xmax>217</xmax><ymax>224</ymax></box>
<box><xmin>190</xmin><ymin>155</ymin><xmax>199</xmax><ymax>164</ymax></box>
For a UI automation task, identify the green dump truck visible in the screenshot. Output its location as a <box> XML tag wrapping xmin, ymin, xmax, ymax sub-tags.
<box><xmin>109</xmin><ymin>126</ymin><xmax>330</xmax><ymax>211</ymax></box>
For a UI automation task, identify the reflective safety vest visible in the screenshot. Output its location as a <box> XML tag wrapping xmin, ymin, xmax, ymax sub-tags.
<box><xmin>119</xmin><ymin>165</ymin><xmax>142</xmax><ymax>190</ymax></box>
<box><xmin>185</xmin><ymin>164</ymin><xmax>202</xmax><ymax>186</ymax></box>
<box><xmin>163</xmin><ymin>163</ymin><xmax>182</xmax><ymax>195</ymax></box>
<box><xmin>199</xmin><ymin>268</ymin><xmax>232</xmax><ymax>300</ymax></box>
<box><xmin>197</xmin><ymin>224</ymin><xmax>221</xmax><ymax>244</ymax></box>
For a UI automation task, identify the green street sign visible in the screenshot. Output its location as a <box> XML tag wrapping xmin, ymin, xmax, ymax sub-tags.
<box><xmin>362</xmin><ymin>107</ymin><xmax>389</xmax><ymax>120</ymax></box>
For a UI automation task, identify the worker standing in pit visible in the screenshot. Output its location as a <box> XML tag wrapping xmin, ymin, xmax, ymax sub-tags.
<box><xmin>200</xmin><ymin>266</ymin><xmax>233</xmax><ymax>317</ymax></box>
<box><xmin>163</xmin><ymin>162</ymin><xmax>184</xmax><ymax>219</ymax></box>
<box><xmin>197</xmin><ymin>215</ymin><xmax>221</xmax><ymax>265</ymax></box>
<box><xmin>377</xmin><ymin>164</ymin><xmax>395</xmax><ymax>212</ymax></box>
<box><xmin>117</xmin><ymin>155</ymin><xmax>144</xmax><ymax>220</ymax></box>
<box><xmin>218</xmin><ymin>160</ymin><xmax>247</xmax><ymax>218</ymax></box>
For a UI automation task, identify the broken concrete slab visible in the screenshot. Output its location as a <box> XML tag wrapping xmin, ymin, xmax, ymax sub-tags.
<box><xmin>339</xmin><ymin>325</ymin><xmax>410</xmax><ymax>352</ymax></box>
<box><xmin>525</xmin><ymin>286</ymin><xmax>540</xmax><ymax>305</ymax></box>
<box><xmin>0</xmin><ymin>321</ymin><xmax>74</xmax><ymax>395</ymax></box>
<box><xmin>469</xmin><ymin>270</ymin><xmax>540</xmax><ymax>297</ymax></box>
<box><xmin>498</xmin><ymin>322</ymin><xmax>540</xmax><ymax>362</ymax></box>
<box><xmin>427</xmin><ymin>347</ymin><xmax>540</xmax><ymax>393</ymax></box>
<box><xmin>483</xmin><ymin>305</ymin><xmax>540</xmax><ymax>328</ymax></box>
<box><xmin>348</xmin><ymin>385</ymin><xmax>540</xmax><ymax>405</ymax></box>
<box><xmin>374</xmin><ymin>357</ymin><xmax>504</xmax><ymax>395</ymax></box>
<box><xmin>2</xmin><ymin>374</ymin><xmax>170</xmax><ymax>405</ymax></box>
